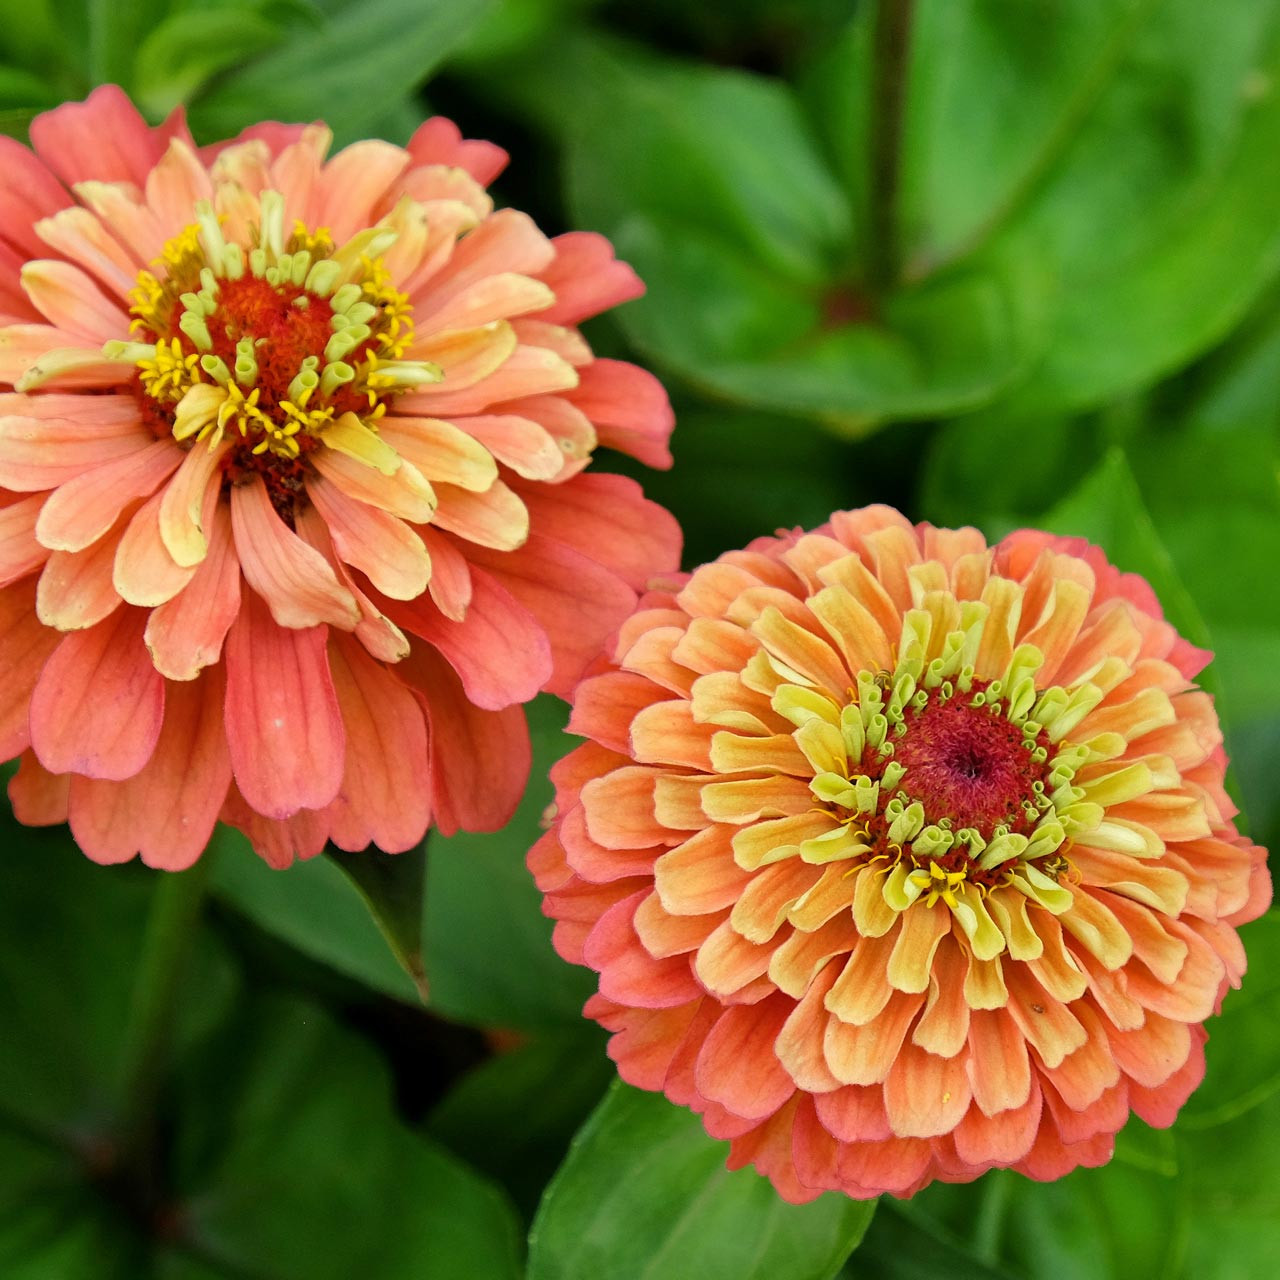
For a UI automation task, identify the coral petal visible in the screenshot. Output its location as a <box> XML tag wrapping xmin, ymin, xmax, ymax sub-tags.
<box><xmin>224</xmin><ymin>589</ymin><xmax>344</xmax><ymax>818</ymax></box>
<box><xmin>30</xmin><ymin>608</ymin><xmax>163</xmax><ymax>780</ymax></box>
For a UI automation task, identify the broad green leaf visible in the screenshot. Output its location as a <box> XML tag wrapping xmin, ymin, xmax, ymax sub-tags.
<box><xmin>0</xmin><ymin>106</ymin><xmax>42</xmax><ymax>140</ymax></box>
<box><xmin>427</xmin><ymin>1027</ymin><xmax>615</xmax><ymax>1217</ymax></box>
<box><xmin>0</xmin><ymin>0</ymin><xmax>61</xmax><ymax>68</ymax></box>
<box><xmin>1040</xmin><ymin>446</ymin><xmax>1213</xmax><ymax>657</ymax></box>
<box><xmin>982</xmin><ymin>1</ymin><xmax>1280</xmax><ymax>413</ymax></box>
<box><xmin>848</xmin><ymin>1190</ymin><xmax>1019</xmax><ymax>1279</ymax></box>
<box><xmin>525</xmin><ymin>34</ymin><xmax>1048</xmax><ymax>427</ymax></box>
<box><xmin>1127</xmin><ymin>424</ymin><xmax>1280</xmax><ymax>656</ymax></box>
<box><xmin>327</xmin><ymin>841</ymin><xmax>430</xmax><ymax>1002</ymax></box>
<box><xmin>610</xmin><ymin>214</ymin><xmax>1047</xmax><ymax>430</ymax></box>
<box><xmin>86</xmin><ymin>0</ymin><xmax>169</xmax><ymax>85</ymax></box>
<box><xmin>133</xmin><ymin>9</ymin><xmax>285</xmax><ymax>117</ymax></box>
<box><xmin>1176</xmin><ymin>1091</ymin><xmax>1280</xmax><ymax>1280</ymax></box>
<box><xmin>555</xmin><ymin>37</ymin><xmax>851</xmax><ymax>284</ymax></box>
<box><xmin>1123</xmin><ymin>421</ymin><xmax>1280</xmax><ymax>843</ymax></box>
<box><xmin>0</xmin><ymin>811</ymin><xmax>520</xmax><ymax>1278</ymax></box>
<box><xmin>528</xmin><ymin>1081</ymin><xmax>876</xmax><ymax>1280</ymax></box>
<box><xmin>1181</xmin><ymin>914</ymin><xmax>1280</xmax><ymax>1127</ymax></box>
<box><xmin>450</xmin><ymin>0</ymin><xmax>602</xmax><ymax>67</ymax></box>
<box><xmin>795</xmin><ymin>10</ymin><xmax>871</xmax><ymax>237</ymax></box>
<box><xmin>208</xmin><ymin>825</ymin><xmax>421</xmax><ymax>1004</ymax></box>
<box><xmin>424</xmin><ymin>695</ymin><xmax>597</xmax><ymax>1030</ymax></box>
<box><xmin>190</xmin><ymin>0</ymin><xmax>495</xmax><ymax>142</ymax></box>
<box><xmin>0</xmin><ymin>817</ymin><xmax>236</xmax><ymax>1142</ymax></box>
<box><xmin>998</xmin><ymin>1152</ymin><xmax>1181</xmax><ymax>1280</ymax></box>
<box><xmin>916</xmin><ymin>409</ymin><xmax>1090</xmax><ymax>534</ymax></box>
<box><xmin>169</xmin><ymin>993</ymin><xmax>522</xmax><ymax>1280</ymax></box>
<box><xmin>0</xmin><ymin>66</ymin><xmax>60</xmax><ymax>111</ymax></box>
<box><xmin>887</xmin><ymin>0</ymin><xmax>1158</xmax><ymax>270</ymax></box>
<box><xmin>1176</xmin><ymin>287</ymin><xmax>1280</xmax><ymax>433</ymax></box>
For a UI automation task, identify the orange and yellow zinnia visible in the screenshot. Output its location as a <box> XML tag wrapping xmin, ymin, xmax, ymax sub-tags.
<box><xmin>531</xmin><ymin>506</ymin><xmax>1270</xmax><ymax>1201</ymax></box>
<box><xmin>0</xmin><ymin>87</ymin><xmax>679</xmax><ymax>869</ymax></box>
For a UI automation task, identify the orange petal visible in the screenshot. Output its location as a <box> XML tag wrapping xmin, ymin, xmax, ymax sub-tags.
<box><xmin>965</xmin><ymin>1008</ymin><xmax>1031</xmax><ymax>1116</ymax></box>
<box><xmin>321</xmin><ymin>632</ymin><xmax>432</xmax><ymax>853</ymax></box>
<box><xmin>67</xmin><ymin>667</ymin><xmax>230</xmax><ymax>870</ymax></box>
<box><xmin>145</xmin><ymin>501</ymin><xmax>240</xmax><ymax>681</ymax></box>
<box><xmin>223</xmin><ymin>588</ymin><xmax>344</xmax><ymax>818</ymax></box>
<box><xmin>29</xmin><ymin>607</ymin><xmax>163</xmax><ymax>780</ymax></box>
<box><xmin>695</xmin><ymin>997</ymin><xmax>796</xmax><ymax>1120</ymax></box>
<box><xmin>229</xmin><ymin>477</ymin><xmax>360</xmax><ymax>630</ymax></box>
<box><xmin>883</xmin><ymin>1039</ymin><xmax>971</xmax><ymax>1138</ymax></box>
<box><xmin>35</xmin><ymin>439</ymin><xmax>181</xmax><ymax>552</ymax></box>
<box><xmin>654</xmin><ymin>825</ymin><xmax>752</xmax><ymax>916</ymax></box>
<box><xmin>306</xmin><ymin>474</ymin><xmax>431</xmax><ymax>601</ymax></box>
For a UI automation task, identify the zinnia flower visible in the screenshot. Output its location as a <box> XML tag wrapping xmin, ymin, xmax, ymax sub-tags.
<box><xmin>0</xmin><ymin>87</ymin><xmax>678</xmax><ymax>869</ymax></box>
<box><xmin>530</xmin><ymin>506</ymin><xmax>1270</xmax><ymax>1201</ymax></box>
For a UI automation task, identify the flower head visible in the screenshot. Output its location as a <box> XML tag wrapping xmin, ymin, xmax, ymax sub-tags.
<box><xmin>0</xmin><ymin>87</ymin><xmax>679</xmax><ymax>869</ymax></box>
<box><xmin>531</xmin><ymin>506</ymin><xmax>1271</xmax><ymax>1201</ymax></box>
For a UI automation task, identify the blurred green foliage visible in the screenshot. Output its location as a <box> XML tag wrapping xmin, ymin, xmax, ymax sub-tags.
<box><xmin>2</xmin><ymin>0</ymin><xmax>1279</xmax><ymax>1275</ymax></box>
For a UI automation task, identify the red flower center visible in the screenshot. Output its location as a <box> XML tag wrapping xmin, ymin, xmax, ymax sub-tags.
<box><xmin>892</xmin><ymin>694</ymin><xmax>1050</xmax><ymax>837</ymax></box>
<box><xmin>205</xmin><ymin>276</ymin><xmax>335</xmax><ymax>401</ymax></box>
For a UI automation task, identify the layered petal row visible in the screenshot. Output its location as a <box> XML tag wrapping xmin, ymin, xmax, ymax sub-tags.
<box><xmin>531</xmin><ymin>506</ymin><xmax>1271</xmax><ymax>1200</ymax></box>
<box><xmin>0</xmin><ymin>87</ymin><xmax>680</xmax><ymax>868</ymax></box>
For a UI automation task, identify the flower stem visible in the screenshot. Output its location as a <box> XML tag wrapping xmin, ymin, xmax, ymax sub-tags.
<box><xmin>113</xmin><ymin>856</ymin><xmax>213</xmax><ymax>1189</ymax></box>
<box><xmin>867</xmin><ymin>0</ymin><xmax>916</xmax><ymax>297</ymax></box>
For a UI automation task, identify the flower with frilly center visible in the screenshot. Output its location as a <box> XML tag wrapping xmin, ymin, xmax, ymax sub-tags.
<box><xmin>531</xmin><ymin>506</ymin><xmax>1270</xmax><ymax>1201</ymax></box>
<box><xmin>0</xmin><ymin>87</ymin><xmax>679</xmax><ymax>868</ymax></box>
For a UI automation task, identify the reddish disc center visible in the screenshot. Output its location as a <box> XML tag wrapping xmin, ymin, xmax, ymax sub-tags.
<box><xmin>890</xmin><ymin>694</ymin><xmax>1050</xmax><ymax>836</ymax></box>
<box><xmin>203</xmin><ymin>276</ymin><xmax>335</xmax><ymax>408</ymax></box>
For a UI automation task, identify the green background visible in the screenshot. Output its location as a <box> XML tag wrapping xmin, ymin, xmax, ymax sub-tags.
<box><xmin>2</xmin><ymin>1</ymin><xmax>1279</xmax><ymax>1276</ymax></box>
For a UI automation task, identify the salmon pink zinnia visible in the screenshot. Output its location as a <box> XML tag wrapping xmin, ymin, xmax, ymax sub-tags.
<box><xmin>531</xmin><ymin>506</ymin><xmax>1270</xmax><ymax>1201</ymax></box>
<box><xmin>0</xmin><ymin>87</ymin><xmax>678</xmax><ymax>869</ymax></box>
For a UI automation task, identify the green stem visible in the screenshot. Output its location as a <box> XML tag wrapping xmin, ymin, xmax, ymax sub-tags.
<box><xmin>114</xmin><ymin>856</ymin><xmax>213</xmax><ymax>1186</ymax></box>
<box><xmin>867</xmin><ymin>0</ymin><xmax>916</xmax><ymax>296</ymax></box>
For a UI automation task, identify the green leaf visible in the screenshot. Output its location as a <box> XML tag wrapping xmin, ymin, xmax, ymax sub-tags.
<box><xmin>610</xmin><ymin>214</ymin><xmax>1047</xmax><ymax>430</ymax></box>
<box><xmin>86</xmin><ymin>0</ymin><xmax>169</xmax><ymax>85</ymax></box>
<box><xmin>890</xmin><ymin>0</ymin><xmax>1160</xmax><ymax>271</ymax></box>
<box><xmin>1039</xmin><ymin>446</ymin><xmax>1214</xmax><ymax>656</ymax></box>
<box><xmin>529</xmin><ymin>1082</ymin><xmax>875</xmax><ymax>1280</ymax></box>
<box><xmin>0</xmin><ymin>0</ymin><xmax>62</xmax><ymax>69</ymax></box>
<box><xmin>1122</xmin><ymin>420</ymin><xmax>1280</xmax><ymax>844</ymax></box>
<box><xmin>0</xmin><ymin>65</ymin><xmax>61</xmax><ymax>111</ymax></box>
<box><xmin>133</xmin><ymin>9</ymin><xmax>286</xmax><ymax>118</ymax></box>
<box><xmin>208</xmin><ymin>825</ymin><xmax>421</xmax><ymax>1004</ymax></box>
<box><xmin>978</xmin><ymin>0</ymin><xmax>1280</xmax><ymax>413</ymax></box>
<box><xmin>189</xmin><ymin>0</ymin><xmax>495</xmax><ymax>143</ymax></box>
<box><xmin>997</xmin><ymin>1151</ymin><xmax>1181</xmax><ymax>1280</ymax></box>
<box><xmin>0</xmin><ymin>807</ymin><xmax>520</xmax><ymax>1278</ymax></box>
<box><xmin>1181</xmin><ymin>914</ymin><xmax>1280</xmax><ymax>1127</ymax></box>
<box><xmin>917</xmin><ymin>409</ymin><xmax>1091</xmax><ymax>534</ymax></box>
<box><xmin>533</xmin><ymin>35</ymin><xmax>1046</xmax><ymax>427</ymax></box>
<box><xmin>170</xmin><ymin>993</ymin><xmax>523</xmax><ymax>1280</ymax></box>
<box><xmin>1174</xmin><ymin>285</ymin><xmax>1280</xmax><ymax>433</ymax></box>
<box><xmin>1176</xmin><ymin>1090</ymin><xmax>1280</xmax><ymax>1280</ymax></box>
<box><xmin>327</xmin><ymin>841</ymin><xmax>430</xmax><ymax>1003</ymax></box>
<box><xmin>427</xmin><ymin>1027</ymin><xmax>616</xmax><ymax>1217</ymax></box>
<box><xmin>848</xmin><ymin>1191</ymin><xmax>1018</xmax><ymax>1279</ymax></box>
<box><xmin>0</xmin><ymin>818</ymin><xmax>236</xmax><ymax>1144</ymax></box>
<box><xmin>556</xmin><ymin>36</ymin><xmax>851</xmax><ymax>284</ymax></box>
<box><xmin>424</xmin><ymin>695</ymin><xmax>597</xmax><ymax>1030</ymax></box>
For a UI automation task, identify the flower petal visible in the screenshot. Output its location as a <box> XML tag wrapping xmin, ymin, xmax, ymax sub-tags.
<box><xmin>29</xmin><ymin>607</ymin><xmax>164</xmax><ymax>780</ymax></box>
<box><xmin>223</xmin><ymin>588</ymin><xmax>344</xmax><ymax>818</ymax></box>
